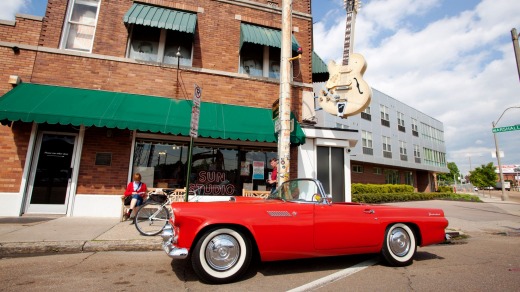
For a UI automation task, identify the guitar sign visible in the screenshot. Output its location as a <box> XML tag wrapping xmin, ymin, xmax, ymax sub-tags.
<box><xmin>318</xmin><ymin>0</ymin><xmax>371</xmax><ymax>118</ymax></box>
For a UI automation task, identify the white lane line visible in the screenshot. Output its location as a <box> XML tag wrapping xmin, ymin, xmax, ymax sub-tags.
<box><xmin>286</xmin><ymin>258</ymin><xmax>378</xmax><ymax>292</ymax></box>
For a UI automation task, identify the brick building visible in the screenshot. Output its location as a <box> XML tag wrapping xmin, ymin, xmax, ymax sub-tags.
<box><xmin>1</xmin><ymin>0</ymin><xmax>359</xmax><ymax>217</ymax></box>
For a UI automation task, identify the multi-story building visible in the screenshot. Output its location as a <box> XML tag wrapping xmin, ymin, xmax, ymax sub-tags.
<box><xmin>1</xmin><ymin>0</ymin><xmax>342</xmax><ymax>217</ymax></box>
<box><xmin>315</xmin><ymin>88</ymin><xmax>449</xmax><ymax>192</ymax></box>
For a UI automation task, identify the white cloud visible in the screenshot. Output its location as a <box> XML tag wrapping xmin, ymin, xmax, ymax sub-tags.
<box><xmin>0</xmin><ymin>0</ymin><xmax>29</xmax><ymax>21</ymax></box>
<box><xmin>313</xmin><ymin>0</ymin><xmax>520</xmax><ymax>175</ymax></box>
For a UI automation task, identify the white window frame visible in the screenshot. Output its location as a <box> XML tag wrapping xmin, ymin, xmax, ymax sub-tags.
<box><xmin>399</xmin><ymin>140</ymin><xmax>407</xmax><ymax>155</ymax></box>
<box><xmin>382</xmin><ymin>135</ymin><xmax>391</xmax><ymax>152</ymax></box>
<box><xmin>411</xmin><ymin>118</ymin><xmax>418</xmax><ymax>132</ymax></box>
<box><xmin>61</xmin><ymin>0</ymin><xmax>101</xmax><ymax>53</ymax></box>
<box><xmin>362</xmin><ymin>130</ymin><xmax>373</xmax><ymax>148</ymax></box>
<box><xmin>380</xmin><ymin>105</ymin><xmax>389</xmax><ymax>121</ymax></box>
<box><xmin>397</xmin><ymin>112</ymin><xmax>405</xmax><ymax>127</ymax></box>
<box><xmin>414</xmin><ymin>144</ymin><xmax>420</xmax><ymax>157</ymax></box>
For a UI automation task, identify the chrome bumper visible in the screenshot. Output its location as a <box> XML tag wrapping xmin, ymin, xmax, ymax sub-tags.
<box><xmin>161</xmin><ymin>223</ymin><xmax>188</xmax><ymax>259</ymax></box>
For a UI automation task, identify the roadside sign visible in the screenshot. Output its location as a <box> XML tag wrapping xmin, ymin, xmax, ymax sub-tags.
<box><xmin>492</xmin><ymin>124</ymin><xmax>520</xmax><ymax>133</ymax></box>
<box><xmin>190</xmin><ymin>84</ymin><xmax>202</xmax><ymax>138</ymax></box>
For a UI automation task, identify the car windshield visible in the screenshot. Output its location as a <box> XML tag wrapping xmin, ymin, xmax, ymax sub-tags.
<box><xmin>269</xmin><ymin>179</ymin><xmax>324</xmax><ymax>202</ymax></box>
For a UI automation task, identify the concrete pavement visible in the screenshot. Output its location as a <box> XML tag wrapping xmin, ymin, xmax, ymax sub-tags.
<box><xmin>0</xmin><ymin>216</ymin><xmax>162</xmax><ymax>257</ymax></box>
<box><xmin>1</xmin><ymin>193</ymin><xmax>519</xmax><ymax>257</ymax></box>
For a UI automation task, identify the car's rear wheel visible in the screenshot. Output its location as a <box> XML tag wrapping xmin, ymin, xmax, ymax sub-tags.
<box><xmin>191</xmin><ymin>227</ymin><xmax>252</xmax><ymax>284</ymax></box>
<box><xmin>381</xmin><ymin>223</ymin><xmax>416</xmax><ymax>266</ymax></box>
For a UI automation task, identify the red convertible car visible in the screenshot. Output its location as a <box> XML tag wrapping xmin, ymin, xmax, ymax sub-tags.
<box><xmin>161</xmin><ymin>178</ymin><xmax>448</xmax><ymax>284</ymax></box>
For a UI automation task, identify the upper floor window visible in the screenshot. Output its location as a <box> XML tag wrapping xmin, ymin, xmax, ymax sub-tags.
<box><xmin>411</xmin><ymin>118</ymin><xmax>419</xmax><ymax>137</ymax></box>
<box><xmin>361</xmin><ymin>106</ymin><xmax>371</xmax><ymax>121</ymax></box>
<box><xmin>397</xmin><ymin>112</ymin><xmax>405</xmax><ymax>126</ymax></box>
<box><xmin>123</xmin><ymin>3</ymin><xmax>197</xmax><ymax>66</ymax></box>
<box><xmin>128</xmin><ymin>26</ymin><xmax>193</xmax><ymax>66</ymax></box>
<box><xmin>397</xmin><ymin>112</ymin><xmax>405</xmax><ymax>132</ymax></box>
<box><xmin>380</xmin><ymin>105</ymin><xmax>390</xmax><ymax>127</ymax></box>
<box><xmin>362</xmin><ymin>130</ymin><xmax>373</xmax><ymax>155</ymax></box>
<box><xmin>362</xmin><ymin>130</ymin><xmax>373</xmax><ymax>148</ymax></box>
<box><xmin>62</xmin><ymin>0</ymin><xmax>100</xmax><ymax>52</ymax></box>
<box><xmin>240</xmin><ymin>23</ymin><xmax>299</xmax><ymax>79</ymax></box>
<box><xmin>399</xmin><ymin>141</ymin><xmax>407</xmax><ymax>155</ymax></box>
<box><xmin>380</xmin><ymin>105</ymin><xmax>389</xmax><ymax>121</ymax></box>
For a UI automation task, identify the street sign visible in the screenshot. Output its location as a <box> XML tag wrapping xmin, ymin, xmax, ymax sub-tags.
<box><xmin>190</xmin><ymin>84</ymin><xmax>202</xmax><ymax>138</ymax></box>
<box><xmin>492</xmin><ymin>124</ymin><xmax>520</xmax><ymax>133</ymax></box>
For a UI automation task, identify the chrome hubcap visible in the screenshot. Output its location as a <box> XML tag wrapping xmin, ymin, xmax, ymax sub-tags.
<box><xmin>389</xmin><ymin>227</ymin><xmax>410</xmax><ymax>257</ymax></box>
<box><xmin>205</xmin><ymin>234</ymin><xmax>240</xmax><ymax>271</ymax></box>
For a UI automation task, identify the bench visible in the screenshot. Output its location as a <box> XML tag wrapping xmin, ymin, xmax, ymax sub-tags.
<box><xmin>120</xmin><ymin>188</ymin><xmax>187</xmax><ymax>221</ymax></box>
<box><xmin>242</xmin><ymin>189</ymin><xmax>270</xmax><ymax>199</ymax></box>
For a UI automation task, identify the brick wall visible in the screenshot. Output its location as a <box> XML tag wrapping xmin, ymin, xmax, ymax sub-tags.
<box><xmin>0</xmin><ymin>0</ymin><xmax>312</xmax><ymax>195</ymax></box>
<box><xmin>0</xmin><ymin>16</ymin><xmax>42</xmax><ymax>45</ymax></box>
<box><xmin>39</xmin><ymin>0</ymin><xmax>67</xmax><ymax>48</ymax></box>
<box><xmin>0</xmin><ymin>47</ymin><xmax>37</xmax><ymax>94</ymax></box>
<box><xmin>76</xmin><ymin>127</ymin><xmax>132</xmax><ymax>195</ymax></box>
<box><xmin>0</xmin><ymin>122</ymin><xmax>32</xmax><ymax>192</ymax></box>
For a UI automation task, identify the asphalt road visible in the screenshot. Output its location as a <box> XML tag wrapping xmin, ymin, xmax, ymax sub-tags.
<box><xmin>1</xmin><ymin>198</ymin><xmax>519</xmax><ymax>291</ymax></box>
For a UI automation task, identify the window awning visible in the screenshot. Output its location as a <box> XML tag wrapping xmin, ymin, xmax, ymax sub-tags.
<box><xmin>123</xmin><ymin>3</ymin><xmax>197</xmax><ymax>34</ymax></box>
<box><xmin>0</xmin><ymin>83</ymin><xmax>305</xmax><ymax>145</ymax></box>
<box><xmin>312</xmin><ymin>51</ymin><xmax>329</xmax><ymax>83</ymax></box>
<box><xmin>240</xmin><ymin>23</ymin><xmax>300</xmax><ymax>51</ymax></box>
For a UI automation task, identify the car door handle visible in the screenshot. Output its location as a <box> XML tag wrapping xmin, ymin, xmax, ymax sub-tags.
<box><xmin>364</xmin><ymin>209</ymin><xmax>375</xmax><ymax>214</ymax></box>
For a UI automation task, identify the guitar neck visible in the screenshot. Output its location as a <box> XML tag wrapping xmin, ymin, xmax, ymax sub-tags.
<box><xmin>342</xmin><ymin>1</ymin><xmax>358</xmax><ymax>66</ymax></box>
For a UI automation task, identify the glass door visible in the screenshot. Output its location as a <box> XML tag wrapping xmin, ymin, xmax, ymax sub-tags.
<box><xmin>25</xmin><ymin>132</ymin><xmax>78</xmax><ymax>214</ymax></box>
<box><xmin>316</xmin><ymin>146</ymin><xmax>345</xmax><ymax>202</ymax></box>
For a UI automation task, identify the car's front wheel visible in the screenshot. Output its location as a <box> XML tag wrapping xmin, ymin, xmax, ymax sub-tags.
<box><xmin>381</xmin><ymin>223</ymin><xmax>416</xmax><ymax>266</ymax></box>
<box><xmin>191</xmin><ymin>227</ymin><xmax>252</xmax><ymax>284</ymax></box>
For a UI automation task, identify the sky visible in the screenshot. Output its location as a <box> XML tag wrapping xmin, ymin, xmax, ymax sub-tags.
<box><xmin>1</xmin><ymin>0</ymin><xmax>519</xmax><ymax>177</ymax></box>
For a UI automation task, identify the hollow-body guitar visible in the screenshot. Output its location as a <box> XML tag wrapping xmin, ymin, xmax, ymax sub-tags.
<box><xmin>318</xmin><ymin>0</ymin><xmax>371</xmax><ymax>117</ymax></box>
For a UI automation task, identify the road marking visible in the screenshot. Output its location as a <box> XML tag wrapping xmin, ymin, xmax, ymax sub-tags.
<box><xmin>286</xmin><ymin>258</ymin><xmax>378</xmax><ymax>292</ymax></box>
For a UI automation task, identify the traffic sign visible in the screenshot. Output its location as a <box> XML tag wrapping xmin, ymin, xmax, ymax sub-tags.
<box><xmin>492</xmin><ymin>124</ymin><xmax>520</xmax><ymax>133</ymax></box>
<box><xmin>190</xmin><ymin>84</ymin><xmax>202</xmax><ymax>138</ymax></box>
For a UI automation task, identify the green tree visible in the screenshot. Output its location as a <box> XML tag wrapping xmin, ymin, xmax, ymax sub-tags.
<box><xmin>469</xmin><ymin>162</ymin><xmax>497</xmax><ymax>188</ymax></box>
<box><xmin>437</xmin><ymin>162</ymin><xmax>460</xmax><ymax>184</ymax></box>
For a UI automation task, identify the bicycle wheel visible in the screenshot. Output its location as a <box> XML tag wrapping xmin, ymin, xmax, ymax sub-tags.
<box><xmin>134</xmin><ymin>201</ymin><xmax>170</xmax><ymax>236</ymax></box>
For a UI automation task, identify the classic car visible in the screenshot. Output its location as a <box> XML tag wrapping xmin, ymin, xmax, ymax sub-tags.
<box><xmin>161</xmin><ymin>178</ymin><xmax>449</xmax><ymax>284</ymax></box>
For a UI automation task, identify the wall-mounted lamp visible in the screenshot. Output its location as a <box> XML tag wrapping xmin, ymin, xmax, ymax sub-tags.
<box><xmin>8</xmin><ymin>75</ymin><xmax>21</xmax><ymax>85</ymax></box>
<box><xmin>288</xmin><ymin>47</ymin><xmax>303</xmax><ymax>62</ymax></box>
<box><xmin>12</xmin><ymin>46</ymin><xmax>20</xmax><ymax>54</ymax></box>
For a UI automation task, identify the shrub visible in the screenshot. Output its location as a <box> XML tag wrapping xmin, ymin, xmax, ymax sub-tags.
<box><xmin>351</xmin><ymin>183</ymin><xmax>414</xmax><ymax>194</ymax></box>
<box><xmin>437</xmin><ymin>186</ymin><xmax>454</xmax><ymax>193</ymax></box>
<box><xmin>352</xmin><ymin>192</ymin><xmax>482</xmax><ymax>204</ymax></box>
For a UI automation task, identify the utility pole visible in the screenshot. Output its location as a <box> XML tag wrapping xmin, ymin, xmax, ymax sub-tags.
<box><xmin>277</xmin><ymin>0</ymin><xmax>293</xmax><ymax>185</ymax></box>
<box><xmin>492</xmin><ymin>121</ymin><xmax>508</xmax><ymax>201</ymax></box>
<box><xmin>512</xmin><ymin>28</ymin><xmax>520</xmax><ymax>82</ymax></box>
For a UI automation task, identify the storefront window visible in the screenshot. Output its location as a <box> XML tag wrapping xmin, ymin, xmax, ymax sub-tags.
<box><xmin>132</xmin><ymin>140</ymin><xmax>276</xmax><ymax>196</ymax></box>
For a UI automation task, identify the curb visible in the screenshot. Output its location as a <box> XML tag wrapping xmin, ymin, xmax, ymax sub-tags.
<box><xmin>0</xmin><ymin>239</ymin><xmax>162</xmax><ymax>257</ymax></box>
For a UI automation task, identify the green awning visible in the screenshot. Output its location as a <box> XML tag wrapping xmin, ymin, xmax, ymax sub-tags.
<box><xmin>123</xmin><ymin>3</ymin><xmax>197</xmax><ymax>34</ymax></box>
<box><xmin>240</xmin><ymin>23</ymin><xmax>300</xmax><ymax>51</ymax></box>
<box><xmin>312</xmin><ymin>51</ymin><xmax>329</xmax><ymax>82</ymax></box>
<box><xmin>0</xmin><ymin>83</ymin><xmax>305</xmax><ymax>145</ymax></box>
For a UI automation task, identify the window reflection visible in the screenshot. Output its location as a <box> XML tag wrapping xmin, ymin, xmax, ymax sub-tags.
<box><xmin>132</xmin><ymin>140</ymin><xmax>276</xmax><ymax>196</ymax></box>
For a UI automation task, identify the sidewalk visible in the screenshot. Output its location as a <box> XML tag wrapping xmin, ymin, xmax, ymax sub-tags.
<box><xmin>0</xmin><ymin>216</ymin><xmax>162</xmax><ymax>257</ymax></box>
<box><xmin>1</xmin><ymin>194</ymin><xmax>519</xmax><ymax>257</ymax></box>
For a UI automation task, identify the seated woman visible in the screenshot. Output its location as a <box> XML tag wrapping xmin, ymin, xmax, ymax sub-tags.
<box><xmin>123</xmin><ymin>173</ymin><xmax>148</xmax><ymax>220</ymax></box>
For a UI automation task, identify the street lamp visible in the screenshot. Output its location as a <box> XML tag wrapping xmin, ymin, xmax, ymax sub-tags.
<box><xmin>512</xmin><ymin>28</ymin><xmax>520</xmax><ymax>82</ymax></box>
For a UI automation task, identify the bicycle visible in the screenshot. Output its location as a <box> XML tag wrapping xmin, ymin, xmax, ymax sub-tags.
<box><xmin>134</xmin><ymin>186</ymin><xmax>202</xmax><ymax>236</ymax></box>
